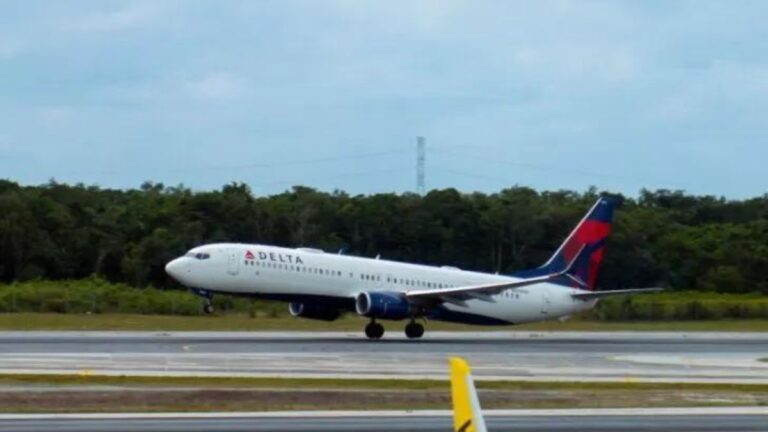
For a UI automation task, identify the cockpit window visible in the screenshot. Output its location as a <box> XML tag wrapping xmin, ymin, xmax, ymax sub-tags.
<box><xmin>185</xmin><ymin>252</ymin><xmax>210</xmax><ymax>260</ymax></box>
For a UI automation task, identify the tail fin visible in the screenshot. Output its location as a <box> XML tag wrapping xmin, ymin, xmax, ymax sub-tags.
<box><xmin>515</xmin><ymin>197</ymin><xmax>615</xmax><ymax>290</ymax></box>
<box><xmin>449</xmin><ymin>357</ymin><xmax>487</xmax><ymax>432</ymax></box>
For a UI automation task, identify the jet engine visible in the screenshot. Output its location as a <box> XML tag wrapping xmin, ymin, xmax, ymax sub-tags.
<box><xmin>288</xmin><ymin>302</ymin><xmax>341</xmax><ymax>321</ymax></box>
<box><xmin>355</xmin><ymin>291</ymin><xmax>412</xmax><ymax>320</ymax></box>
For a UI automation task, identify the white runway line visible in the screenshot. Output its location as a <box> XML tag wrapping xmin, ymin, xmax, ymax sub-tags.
<box><xmin>0</xmin><ymin>406</ymin><xmax>766</xmax><ymax>420</ymax></box>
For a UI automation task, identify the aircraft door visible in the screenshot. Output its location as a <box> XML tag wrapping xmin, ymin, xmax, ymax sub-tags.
<box><xmin>227</xmin><ymin>249</ymin><xmax>240</xmax><ymax>276</ymax></box>
<box><xmin>540</xmin><ymin>288</ymin><xmax>550</xmax><ymax>315</ymax></box>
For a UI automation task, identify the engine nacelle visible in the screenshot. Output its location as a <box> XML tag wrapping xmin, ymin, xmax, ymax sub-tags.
<box><xmin>355</xmin><ymin>291</ymin><xmax>412</xmax><ymax>320</ymax></box>
<box><xmin>288</xmin><ymin>302</ymin><xmax>341</xmax><ymax>322</ymax></box>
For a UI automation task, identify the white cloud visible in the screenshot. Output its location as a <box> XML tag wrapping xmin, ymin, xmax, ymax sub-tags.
<box><xmin>329</xmin><ymin>0</ymin><xmax>468</xmax><ymax>33</ymax></box>
<box><xmin>0</xmin><ymin>38</ymin><xmax>23</xmax><ymax>59</ymax></box>
<box><xmin>649</xmin><ymin>60</ymin><xmax>768</xmax><ymax>124</ymax></box>
<box><xmin>67</xmin><ymin>2</ymin><xmax>163</xmax><ymax>32</ymax></box>
<box><xmin>36</xmin><ymin>106</ymin><xmax>74</xmax><ymax>125</ymax></box>
<box><xmin>183</xmin><ymin>72</ymin><xmax>250</xmax><ymax>101</ymax></box>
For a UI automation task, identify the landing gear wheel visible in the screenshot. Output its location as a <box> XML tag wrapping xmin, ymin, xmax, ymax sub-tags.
<box><xmin>405</xmin><ymin>322</ymin><xmax>424</xmax><ymax>339</ymax></box>
<box><xmin>203</xmin><ymin>303</ymin><xmax>214</xmax><ymax>314</ymax></box>
<box><xmin>191</xmin><ymin>289</ymin><xmax>215</xmax><ymax>315</ymax></box>
<box><xmin>365</xmin><ymin>322</ymin><xmax>385</xmax><ymax>339</ymax></box>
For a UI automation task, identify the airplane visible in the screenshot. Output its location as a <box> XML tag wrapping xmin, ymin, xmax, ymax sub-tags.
<box><xmin>165</xmin><ymin>197</ymin><xmax>661</xmax><ymax>339</ymax></box>
<box><xmin>450</xmin><ymin>356</ymin><xmax>487</xmax><ymax>432</ymax></box>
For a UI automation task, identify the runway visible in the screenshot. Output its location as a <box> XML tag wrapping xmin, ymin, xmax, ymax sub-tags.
<box><xmin>1</xmin><ymin>408</ymin><xmax>767</xmax><ymax>432</ymax></box>
<box><xmin>0</xmin><ymin>331</ymin><xmax>766</xmax><ymax>383</ymax></box>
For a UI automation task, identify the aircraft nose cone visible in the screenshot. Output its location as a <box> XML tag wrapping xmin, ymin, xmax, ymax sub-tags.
<box><xmin>165</xmin><ymin>258</ymin><xmax>185</xmax><ymax>279</ymax></box>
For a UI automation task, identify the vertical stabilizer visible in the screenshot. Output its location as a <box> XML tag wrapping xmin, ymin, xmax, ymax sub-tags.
<box><xmin>514</xmin><ymin>197</ymin><xmax>615</xmax><ymax>290</ymax></box>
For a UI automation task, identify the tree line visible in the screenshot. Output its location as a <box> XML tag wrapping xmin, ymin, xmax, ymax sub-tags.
<box><xmin>1</xmin><ymin>179</ymin><xmax>767</xmax><ymax>294</ymax></box>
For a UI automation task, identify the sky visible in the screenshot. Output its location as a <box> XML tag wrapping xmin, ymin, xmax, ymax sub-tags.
<box><xmin>1</xmin><ymin>0</ymin><xmax>768</xmax><ymax>198</ymax></box>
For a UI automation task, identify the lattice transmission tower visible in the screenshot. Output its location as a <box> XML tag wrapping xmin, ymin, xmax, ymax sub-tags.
<box><xmin>416</xmin><ymin>136</ymin><xmax>426</xmax><ymax>195</ymax></box>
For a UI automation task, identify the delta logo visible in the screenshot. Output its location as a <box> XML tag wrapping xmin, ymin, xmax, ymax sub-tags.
<box><xmin>244</xmin><ymin>249</ymin><xmax>305</xmax><ymax>264</ymax></box>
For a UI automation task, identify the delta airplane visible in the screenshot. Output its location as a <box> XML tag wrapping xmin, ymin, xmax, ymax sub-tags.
<box><xmin>165</xmin><ymin>197</ymin><xmax>660</xmax><ymax>339</ymax></box>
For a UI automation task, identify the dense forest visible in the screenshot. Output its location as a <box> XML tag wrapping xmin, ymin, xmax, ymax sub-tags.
<box><xmin>1</xmin><ymin>179</ymin><xmax>767</xmax><ymax>295</ymax></box>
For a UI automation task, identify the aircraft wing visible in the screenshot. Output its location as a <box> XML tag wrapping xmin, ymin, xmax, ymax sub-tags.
<box><xmin>406</xmin><ymin>245</ymin><xmax>586</xmax><ymax>305</ymax></box>
<box><xmin>571</xmin><ymin>287</ymin><xmax>664</xmax><ymax>300</ymax></box>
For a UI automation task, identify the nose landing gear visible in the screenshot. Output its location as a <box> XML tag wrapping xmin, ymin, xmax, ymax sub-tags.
<box><xmin>203</xmin><ymin>302</ymin><xmax>214</xmax><ymax>315</ymax></box>
<box><xmin>191</xmin><ymin>288</ymin><xmax>215</xmax><ymax>315</ymax></box>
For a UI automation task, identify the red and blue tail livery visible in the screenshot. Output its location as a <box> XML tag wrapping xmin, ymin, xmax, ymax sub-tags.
<box><xmin>515</xmin><ymin>197</ymin><xmax>614</xmax><ymax>290</ymax></box>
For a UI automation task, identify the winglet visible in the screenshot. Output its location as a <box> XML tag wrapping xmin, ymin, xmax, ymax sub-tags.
<box><xmin>449</xmin><ymin>357</ymin><xmax>487</xmax><ymax>432</ymax></box>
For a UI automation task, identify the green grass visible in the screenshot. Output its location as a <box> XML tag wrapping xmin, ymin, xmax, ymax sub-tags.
<box><xmin>3</xmin><ymin>372</ymin><xmax>768</xmax><ymax>392</ymax></box>
<box><xmin>1</xmin><ymin>312</ymin><xmax>768</xmax><ymax>331</ymax></box>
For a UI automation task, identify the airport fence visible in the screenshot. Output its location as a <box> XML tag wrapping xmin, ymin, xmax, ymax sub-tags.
<box><xmin>591</xmin><ymin>291</ymin><xmax>768</xmax><ymax>320</ymax></box>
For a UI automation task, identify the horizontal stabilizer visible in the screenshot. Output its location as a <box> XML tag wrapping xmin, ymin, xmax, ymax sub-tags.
<box><xmin>407</xmin><ymin>245</ymin><xmax>586</xmax><ymax>304</ymax></box>
<box><xmin>571</xmin><ymin>287</ymin><xmax>663</xmax><ymax>300</ymax></box>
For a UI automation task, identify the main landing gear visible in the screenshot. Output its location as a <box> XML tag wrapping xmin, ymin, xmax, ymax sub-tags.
<box><xmin>405</xmin><ymin>320</ymin><xmax>424</xmax><ymax>339</ymax></box>
<box><xmin>365</xmin><ymin>320</ymin><xmax>385</xmax><ymax>339</ymax></box>
<box><xmin>364</xmin><ymin>319</ymin><xmax>425</xmax><ymax>340</ymax></box>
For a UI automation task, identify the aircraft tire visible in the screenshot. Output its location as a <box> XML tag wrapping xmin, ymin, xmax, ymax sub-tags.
<box><xmin>365</xmin><ymin>322</ymin><xmax>384</xmax><ymax>339</ymax></box>
<box><xmin>405</xmin><ymin>322</ymin><xmax>424</xmax><ymax>339</ymax></box>
<box><xmin>203</xmin><ymin>303</ymin><xmax>215</xmax><ymax>314</ymax></box>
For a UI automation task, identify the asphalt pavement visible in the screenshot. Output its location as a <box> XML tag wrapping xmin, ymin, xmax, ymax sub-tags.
<box><xmin>1</xmin><ymin>409</ymin><xmax>767</xmax><ymax>432</ymax></box>
<box><xmin>0</xmin><ymin>331</ymin><xmax>765</xmax><ymax>383</ymax></box>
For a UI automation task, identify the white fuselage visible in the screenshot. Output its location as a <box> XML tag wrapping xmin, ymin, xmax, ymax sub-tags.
<box><xmin>166</xmin><ymin>243</ymin><xmax>597</xmax><ymax>325</ymax></box>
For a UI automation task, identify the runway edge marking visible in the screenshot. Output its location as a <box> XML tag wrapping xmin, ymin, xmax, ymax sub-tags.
<box><xmin>0</xmin><ymin>407</ymin><xmax>766</xmax><ymax>420</ymax></box>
